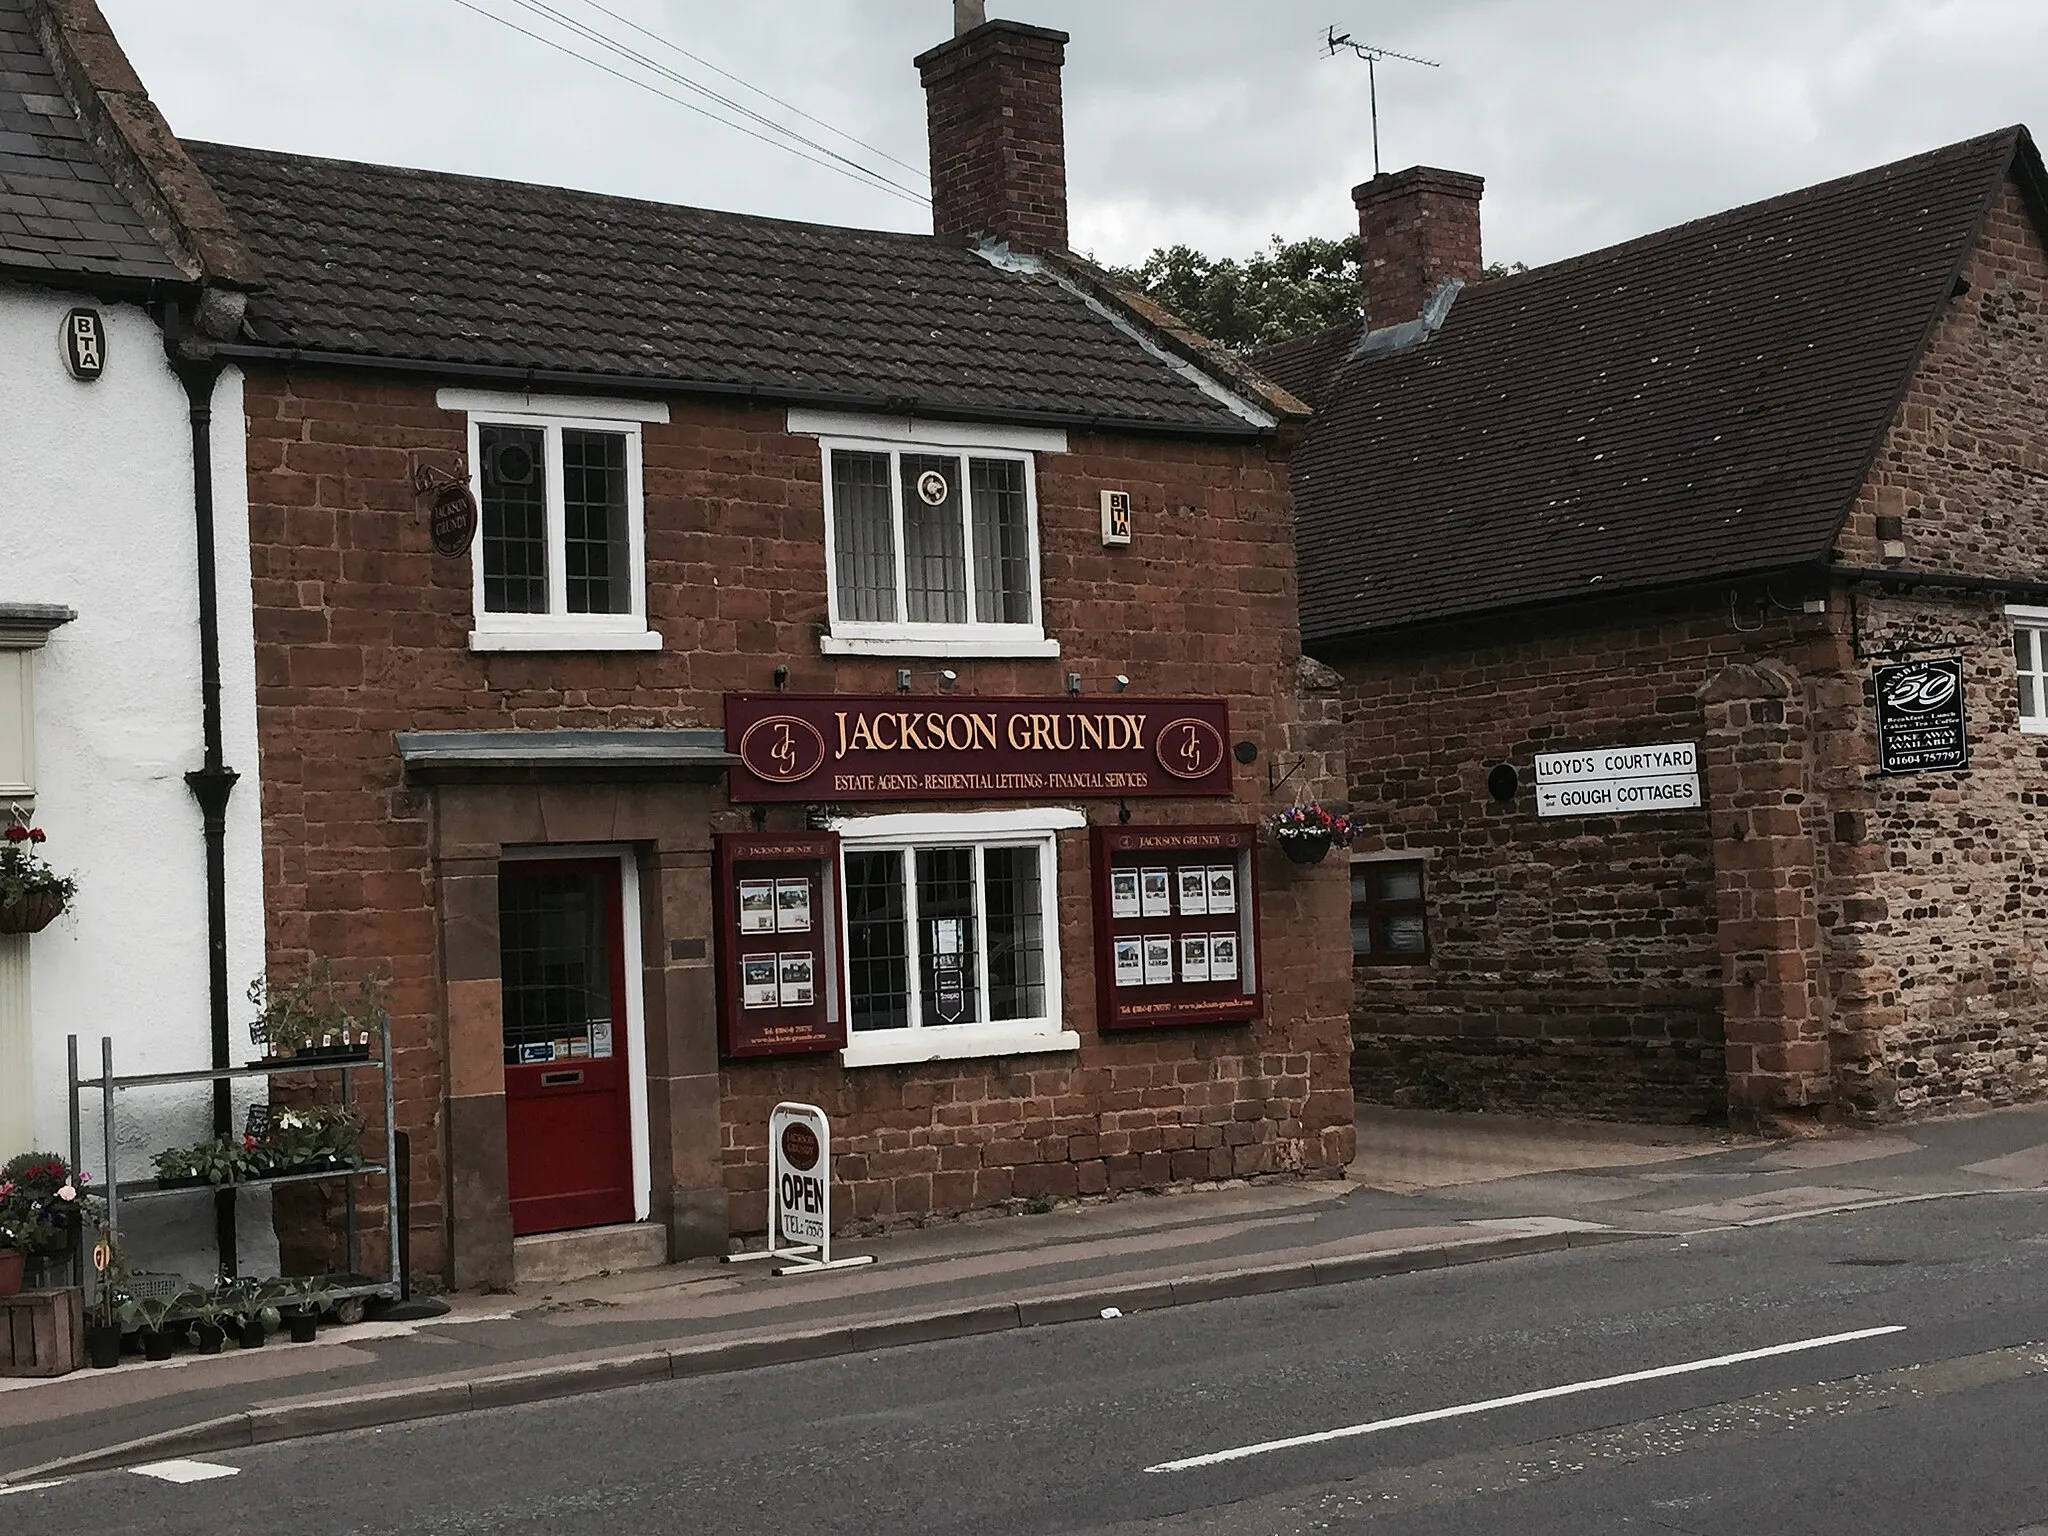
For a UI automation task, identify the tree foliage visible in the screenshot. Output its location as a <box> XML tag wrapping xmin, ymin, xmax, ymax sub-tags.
<box><xmin>1109</xmin><ymin>235</ymin><xmax>1358</xmax><ymax>354</ymax></box>
<box><xmin>1110</xmin><ymin>234</ymin><xmax>1529</xmax><ymax>353</ymax></box>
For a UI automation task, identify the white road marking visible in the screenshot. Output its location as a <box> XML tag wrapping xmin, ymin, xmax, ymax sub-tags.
<box><xmin>130</xmin><ymin>1460</ymin><xmax>241</xmax><ymax>1484</ymax></box>
<box><xmin>0</xmin><ymin>1480</ymin><xmax>67</xmax><ymax>1495</ymax></box>
<box><xmin>1145</xmin><ymin>1324</ymin><xmax>1908</xmax><ymax>1473</ymax></box>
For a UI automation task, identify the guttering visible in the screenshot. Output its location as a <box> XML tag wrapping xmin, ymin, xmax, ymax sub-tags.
<box><xmin>209</xmin><ymin>343</ymin><xmax>1270</xmax><ymax>442</ymax></box>
<box><xmin>1826</xmin><ymin>565</ymin><xmax>2048</xmax><ymax>604</ymax></box>
<box><xmin>166</xmin><ymin>344</ymin><xmax>241</xmax><ymax>1271</ymax></box>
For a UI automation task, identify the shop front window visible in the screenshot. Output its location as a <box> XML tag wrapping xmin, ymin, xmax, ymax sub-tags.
<box><xmin>835</xmin><ymin>810</ymin><xmax>1076</xmax><ymax>1067</ymax></box>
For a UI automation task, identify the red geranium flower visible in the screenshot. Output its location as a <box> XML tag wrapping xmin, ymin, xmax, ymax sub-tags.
<box><xmin>3</xmin><ymin>826</ymin><xmax>25</xmax><ymax>843</ymax></box>
<box><xmin>27</xmin><ymin>829</ymin><xmax>45</xmax><ymax>844</ymax></box>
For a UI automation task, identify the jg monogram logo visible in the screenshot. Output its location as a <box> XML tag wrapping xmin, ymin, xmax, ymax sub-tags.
<box><xmin>1154</xmin><ymin>718</ymin><xmax>1226</xmax><ymax>780</ymax></box>
<box><xmin>738</xmin><ymin>715</ymin><xmax>828</xmax><ymax>783</ymax></box>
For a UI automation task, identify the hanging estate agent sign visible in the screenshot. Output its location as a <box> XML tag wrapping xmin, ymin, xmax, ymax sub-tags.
<box><xmin>1534</xmin><ymin>741</ymin><xmax>1701</xmax><ymax>817</ymax></box>
<box><xmin>1875</xmin><ymin>656</ymin><xmax>1968</xmax><ymax>774</ymax></box>
<box><xmin>724</xmin><ymin>694</ymin><xmax>1232</xmax><ymax>802</ymax></box>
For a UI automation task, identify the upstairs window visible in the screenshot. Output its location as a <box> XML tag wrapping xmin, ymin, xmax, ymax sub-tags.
<box><xmin>444</xmin><ymin>391</ymin><xmax>664</xmax><ymax>652</ymax></box>
<box><xmin>817</xmin><ymin>437</ymin><xmax>1055</xmax><ymax>658</ymax></box>
<box><xmin>2012</xmin><ymin>608</ymin><xmax>2048</xmax><ymax>735</ymax></box>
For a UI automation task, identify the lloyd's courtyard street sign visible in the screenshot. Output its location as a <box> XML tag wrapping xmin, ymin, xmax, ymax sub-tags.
<box><xmin>1535</xmin><ymin>740</ymin><xmax>1702</xmax><ymax>817</ymax></box>
<box><xmin>724</xmin><ymin>694</ymin><xmax>1232</xmax><ymax>802</ymax></box>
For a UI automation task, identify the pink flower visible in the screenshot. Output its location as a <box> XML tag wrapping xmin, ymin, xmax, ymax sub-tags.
<box><xmin>56</xmin><ymin>1185</ymin><xmax>75</xmax><ymax>1202</ymax></box>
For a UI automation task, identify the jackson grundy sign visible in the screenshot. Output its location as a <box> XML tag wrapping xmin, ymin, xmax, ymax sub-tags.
<box><xmin>724</xmin><ymin>695</ymin><xmax>1233</xmax><ymax>802</ymax></box>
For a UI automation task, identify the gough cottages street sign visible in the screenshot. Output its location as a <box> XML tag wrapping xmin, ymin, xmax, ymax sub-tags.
<box><xmin>1534</xmin><ymin>741</ymin><xmax>1702</xmax><ymax>817</ymax></box>
<box><xmin>724</xmin><ymin>695</ymin><xmax>1233</xmax><ymax>802</ymax></box>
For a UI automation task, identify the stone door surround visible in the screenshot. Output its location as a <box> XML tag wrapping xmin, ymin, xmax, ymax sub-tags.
<box><xmin>401</xmin><ymin>729</ymin><xmax>736</xmax><ymax>1290</ymax></box>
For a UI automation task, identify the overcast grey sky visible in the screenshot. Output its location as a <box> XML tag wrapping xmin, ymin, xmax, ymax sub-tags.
<box><xmin>98</xmin><ymin>1</ymin><xmax>2046</xmax><ymax>271</ymax></box>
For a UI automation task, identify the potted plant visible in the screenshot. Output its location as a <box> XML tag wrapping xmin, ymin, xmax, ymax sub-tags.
<box><xmin>0</xmin><ymin>1151</ymin><xmax>101</xmax><ymax>1285</ymax></box>
<box><xmin>84</xmin><ymin>1229</ymin><xmax>127</xmax><ymax>1369</ymax></box>
<box><xmin>0</xmin><ymin>819</ymin><xmax>75</xmax><ymax>934</ymax></box>
<box><xmin>220</xmin><ymin>1277</ymin><xmax>268</xmax><ymax>1349</ymax></box>
<box><xmin>189</xmin><ymin>1288</ymin><xmax>233</xmax><ymax>1355</ymax></box>
<box><xmin>0</xmin><ymin>1216</ymin><xmax>23</xmax><ymax>1298</ymax></box>
<box><xmin>247</xmin><ymin>963</ymin><xmax>387</xmax><ymax>1066</ymax></box>
<box><xmin>1267</xmin><ymin>801</ymin><xmax>1360</xmax><ymax>865</ymax></box>
<box><xmin>151</xmin><ymin>1136</ymin><xmax>249</xmax><ymax>1188</ymax></box>
<box><xmin>120</xmin><ymin>1292</ymin><xmax>179</xmax><ymax>1361</ymax></box>
<box><xmin>285</xmin><ymin>1277</ymin><xmax>333</xmax><ymax>1343</ymax></box>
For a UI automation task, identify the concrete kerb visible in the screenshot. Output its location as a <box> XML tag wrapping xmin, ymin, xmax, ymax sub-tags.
<box><xmin>0</xmin><ymin>1228</ymin><xmax>1653</xmax><ymax>1485</ymax></box>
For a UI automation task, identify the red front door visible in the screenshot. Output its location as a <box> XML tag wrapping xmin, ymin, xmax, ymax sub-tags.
<box><xmin>500</xmin><ymin>859</ymin><xmax>635</xmax><ymax>1236</ymax></box>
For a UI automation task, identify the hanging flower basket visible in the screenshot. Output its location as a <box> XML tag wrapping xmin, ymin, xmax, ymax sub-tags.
<box><xmin>1266</xmin><ymin>802</ymin><xmax>1362</xmax><ymax>866</ymax></box>
<box><xmin>0</xmin><ymin>886</ymin><xmax>66</xmax><ymax>934</ymax></box>
<box><xmin>1277</xmin><ymin>829</ymin><xmax>1334</xmax><ymax>865</ymax></box>
<box><xmin>0</xmin><ymin>821</ymin><xmax>75</xmax><ymax>934</ymax></box>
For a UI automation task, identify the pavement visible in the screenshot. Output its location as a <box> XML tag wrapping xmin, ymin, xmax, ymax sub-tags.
<box><xmin>4</xmin><ymin>1099</ymin><xmax>2046</xmax><ymax>1485</ymax></box>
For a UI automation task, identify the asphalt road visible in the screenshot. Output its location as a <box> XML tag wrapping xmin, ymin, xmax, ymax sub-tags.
<box><xmin>8</xmin><ymin>1191</ymin><xmax>2048</xmax><ymax>1534</ymax></box>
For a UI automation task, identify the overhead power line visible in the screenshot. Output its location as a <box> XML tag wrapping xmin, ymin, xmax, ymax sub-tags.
<box><xmin>448</xmin><ymin>0</ymin><xmax>931</xmax><ymax>207</ymax></box>
<box><xmin>570</xmin><ymin>0</ymin><xmax>929</xmax><ymax>182</ymax></box>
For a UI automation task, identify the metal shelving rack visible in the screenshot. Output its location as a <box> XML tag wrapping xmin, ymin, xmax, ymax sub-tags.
<box><xmin>65</xmin><ymin>1028</ymin><xmax>401</xmax><ymax>1302</ymax></box>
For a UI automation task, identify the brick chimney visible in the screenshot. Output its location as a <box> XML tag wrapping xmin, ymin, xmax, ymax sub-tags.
<box><xmin>916</xmin><ymin>15</ymin><xmax>1070</xmax><ymax>252</ymax></box>
<box><xmin>1352</xmin><ymin>167</ymin><xmax>1484</xmax><ymax>329</ymax></box>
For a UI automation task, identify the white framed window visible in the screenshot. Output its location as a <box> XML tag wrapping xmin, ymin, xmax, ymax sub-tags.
<box><xmin>440</xmin><ymin>390</ymin><xmax>665</xmax><ymax>653</ymax></box>
<box><xmin>833</xmin><ymin>808</ymin><xmax>1082</xmax><ymax>1067</ymax></box>
<box><xmin>793</xmin><ymin>413</ymin><xmax>1062</xmax><ymax>659</ymax></box>
<box><xmin>2010</xmin><ymin>605</ymin><xmax>2048</xmax><ymax>735</ymax></box>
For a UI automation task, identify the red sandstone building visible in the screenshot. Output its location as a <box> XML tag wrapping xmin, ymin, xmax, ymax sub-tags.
<box><xmin>171</xmin><ymin>18</ymin><xmax>1352</xmax><ymax>1284</ymax></box>
<box><xmin>1267</xmin><ymin>128</ymin><xmax>2048</xmax><ymax>1127</ymax></box>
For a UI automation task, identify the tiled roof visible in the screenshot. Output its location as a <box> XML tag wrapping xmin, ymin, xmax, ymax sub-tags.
<box><xmin>1292</xmin><ymin>127</ymin><xmax>2042</xmax><ymax>645</ymax></box>
<box><xmin>1249</xmin><ymin>317</ymin><xmax>1361</xmax><ymax>409</ymax></box>
<box><xmin>0</xmin><ymin>0</ymin><xmax>184</xmax><ymax>282</ymax></box>
<box><xmin>188</xmin><ymin>142</ymin><xmax>1260</xmax><ymax>434</ymax></box>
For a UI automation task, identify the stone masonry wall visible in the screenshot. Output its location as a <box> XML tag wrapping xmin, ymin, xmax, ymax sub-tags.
<box><xmin>1814</xmin><ymin>177</ymin><xmax>2048</xmax><ymax>1116</ymax></box>
<box><xmin>241</xmin><ymin>368</ymin><xmax>1353</xmax><ymax>1270</ymax></box>
<box><xmin>1338</xmin><ymin>585</ymin><xmax>1831</xmax><ymax>1122</ymax></box>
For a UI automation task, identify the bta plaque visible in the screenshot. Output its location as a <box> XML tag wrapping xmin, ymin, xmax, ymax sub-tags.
<box><xmin>1875</xmin><ymin>656</ymin><xmax>1968</xmax><ymax>774</ymax></box>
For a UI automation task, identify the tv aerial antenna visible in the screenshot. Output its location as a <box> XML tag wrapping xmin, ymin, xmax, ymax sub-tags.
<box><xmin>1324</xmin><ymin>28</ymin><xmax>1439</xmax><ymax>177</ymax></box>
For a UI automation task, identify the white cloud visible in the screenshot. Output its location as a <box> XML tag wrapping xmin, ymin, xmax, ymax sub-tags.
<box><xmin>100</xmin><ymin>0</ymin><xmax>2048</xmax><ymax>270</ymax></box>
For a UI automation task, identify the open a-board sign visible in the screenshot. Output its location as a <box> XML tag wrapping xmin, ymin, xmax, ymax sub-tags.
<box><xmin>713</xmin><ymin>832</ymin><xmax>846</xmax><ymax>1059</ymax></box>
<box><xmin>1091</xmin><ymin>824</ymin><xmax>1262</xmax><ymax>1032</ymax></box>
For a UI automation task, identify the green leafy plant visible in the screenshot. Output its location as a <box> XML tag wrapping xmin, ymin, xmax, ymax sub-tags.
<box><xmin>0</xmin><ymin>819</ymin><xmax>76</xmax><ymax>907</ymax></box>
<box><xmin>117</xmin><ymin>1291</ymin><xmax>175</xmax><ymax>1336</ymax></box>
<box><xmin>247</xmin><ymin>962</ymin><xmax>388</xmax><ymax>1060</ymax></box>
<box><xmin>152</xmin><ymin>1137</ymin><xmax>250</xmax><ymax>1186</ymax></box>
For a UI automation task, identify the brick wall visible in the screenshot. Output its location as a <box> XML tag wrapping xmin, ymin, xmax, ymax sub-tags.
<box><xmin>917</xmin><ymin>21</ymin><xmax>1068</xmax><ymax>251</ymax></box>
<box><xmin>1352</xmin><ymin>166</ymin><xmax>1484</xmax><ymax>329</ymax></box>
<box><xmin>241</xmin><ymin>369</ymin><xmax>1352</xmax><ymax>1265</ymax></box>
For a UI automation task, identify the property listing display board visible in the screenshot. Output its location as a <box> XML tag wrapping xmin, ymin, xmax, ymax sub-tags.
<box><xmin>713</xmin><ymin>832</ymin><xmax>847</xmax><ymax>1059</ymax></box>
<box><xmin>1091</xmin><ymin>824</ymin><xmax>1262</xmax><ymax>1031</ymax></box>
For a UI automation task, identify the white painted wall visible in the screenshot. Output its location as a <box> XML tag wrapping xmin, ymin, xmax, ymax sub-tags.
<box><xmin>0</xmin><ymin>285</ymin><xmax>272</xmax><ymax>1279</ymax></box>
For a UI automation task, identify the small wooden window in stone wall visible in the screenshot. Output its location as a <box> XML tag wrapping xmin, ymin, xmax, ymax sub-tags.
<box><xmin>1351</xmin><ymin>859</ymin><xmax>1429</xmax><ymax>966</ymax></box>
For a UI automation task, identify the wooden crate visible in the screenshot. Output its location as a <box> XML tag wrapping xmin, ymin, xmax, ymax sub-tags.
<box><xmin>0</xmin><ymin>1287</ymin><xmax>84</xmax><ymax>1377</ymax></box>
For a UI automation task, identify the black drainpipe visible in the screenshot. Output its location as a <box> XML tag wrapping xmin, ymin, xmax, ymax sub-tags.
<box><xmin>169</xmin><ymin>343</ymin><xmax>240</xmax><ymax>1276</ymax></box>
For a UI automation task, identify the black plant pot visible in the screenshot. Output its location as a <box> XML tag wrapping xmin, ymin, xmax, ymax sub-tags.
<box><xmin>239</xmin><ymin>1318</ymin><xmax>267</xmax><ymax>1350</ymax></box>
<box><xmin>142</xmin><ymin>1328</ymin><xmax>176</xmax><ymax>1361</ymax></box>
<box><xmin>287</xmin><ymin>1310</ymin><xmax>319</xmax><ymax>1344</ymax></box>
<box><xmin>85</xmin><ymin>1324</ymin><xmax>123</xmax><ymax>1370</ymax></box>
<box><xmin>195</xmin><ymin>1323</ymin><xmax>227</xmax><ymax>1355</ymax></box>
<box><xmin>1278</xmin><ymin>831</ymin><xmax>1334</xmax><ymax>865</ymax></box>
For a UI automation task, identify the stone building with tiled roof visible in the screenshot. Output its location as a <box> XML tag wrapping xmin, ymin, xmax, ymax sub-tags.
<box><xmin>1270</xmin><ymin>130</ymin><xmax>2048</xmax><ymax>1127</ymax></box>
